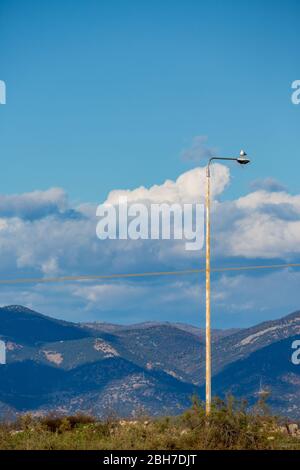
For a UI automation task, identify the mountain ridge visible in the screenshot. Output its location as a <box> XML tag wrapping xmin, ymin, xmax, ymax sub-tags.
<box><xmin>0</xmin><ymin>305</ymin><xmax>299</xmax><ymax>418</ymax></box>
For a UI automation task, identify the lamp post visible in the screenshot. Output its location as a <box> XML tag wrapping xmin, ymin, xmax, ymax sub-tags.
<box><xmin>205</xmin><ymin>150</ymin><xmax>250</xmax><ymax>416</ymax></box>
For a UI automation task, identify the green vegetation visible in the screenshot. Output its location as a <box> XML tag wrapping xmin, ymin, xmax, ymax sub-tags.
<box><xmin>0</xmin><ymin>397</ymin><xmax>299</xmax><ymax>450</ymax></box>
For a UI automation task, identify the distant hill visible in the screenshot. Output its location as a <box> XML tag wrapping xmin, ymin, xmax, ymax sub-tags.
<box><xmin>0</xmin><ymin>305</ymin><xmax>299</xmax><ymax>418</ymax></box>
<box><xmin>82</xmin><ymin>320</ymin><xmax>240</xmax><ymax>340</ymax></box>
<box><xmin>210</xmin><ymin>310</ymin><xmax>300</xmax><ymax>378</ymax></box>
<box><xmin>0</xmin><ymin>305</ymin><xmax>90</xmax><ymax>345</ymax></box>
<box><xmin>211</xmin><ymin>335</ymin><xmax>300</xmax><ymax>417</ymax></box>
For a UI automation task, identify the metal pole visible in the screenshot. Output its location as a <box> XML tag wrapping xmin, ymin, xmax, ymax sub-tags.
<box><xmin>204</xmin><ymin>153</ymin><xmax>250</xmax><ymax>416</ymax></box>
<box><xmin>205</xmin><ymin>164</ymin><xmax>211</xmax><ymax>416</ymax></box>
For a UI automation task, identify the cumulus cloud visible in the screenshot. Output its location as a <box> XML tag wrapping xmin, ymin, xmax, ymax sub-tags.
<box><xmin>235</xmin><ymin>189</ymin><xmax>300</xmax><ymax>212</ymax></box>
<box><xmin>0</xmin><ymin>188</ymin><xmax>68</xmax><ymax>220</ymax></box>
<box><xmin>216</xmin><ymin>189</ymin><xmax>300</xmax><ymax>259</ymax></box>
<box><xmin>0</xmin><ymin>168</ymin><xmax>299</xmax><ymax>279</ymax></box>
<box><xmin>0</xmin><ymin>166</ymin><xmax>299</xmax><ymax>325</ymax></box>
<box><xmin>105</xmin><ymin>164</ymin><xmax>230</xmax><ymax>205</ymax></box>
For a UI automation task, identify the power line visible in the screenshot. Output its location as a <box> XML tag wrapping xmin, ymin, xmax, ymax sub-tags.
<box><xmin>0</xmin><ymin>263</ymin><xmax>299</xmax><ymax>285</ymax></box>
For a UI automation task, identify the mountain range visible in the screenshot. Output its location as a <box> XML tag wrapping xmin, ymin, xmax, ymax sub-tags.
<box><xmin>0</xmin><ymin>305</ymin><xmax>299</xmax><ymax>419</ymax></box>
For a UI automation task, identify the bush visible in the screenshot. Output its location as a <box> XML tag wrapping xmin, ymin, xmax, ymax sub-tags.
<box><xmin>179</xmin><ymin>395</ymin><xmax>279</xmax><ymax>450</ymax></box>
<box><xmin>0</xmin><ymin>396</ymin><xmax>298</xmax><ymax>450</ymax></box>
<box><xmin>40</xmin><ymin>413</ymin><xmax>95</xmax><ymax>433</ymax></box>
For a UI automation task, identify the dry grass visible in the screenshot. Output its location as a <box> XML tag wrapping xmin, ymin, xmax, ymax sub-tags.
<box><xmin>0</xmin><ymin>396</ymin><xmax>299</xmax><ymax>450</ymax></box>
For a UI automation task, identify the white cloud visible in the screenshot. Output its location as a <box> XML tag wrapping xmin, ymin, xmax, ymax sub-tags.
<box><xmin>105</xmin><ymin>164</ymin><xmax>230</xmax><ymax>205</ymax></box>
<box><xmin>236</xmin><ymin>189</ymin><xmax>300</xmax><ymax>212</ymax></box>
<box><xmin>0</xmin><ymin>167</ymin><xmax>299</xmax><ymax>278</ymax></box>
<box><xmin>0</xmin><ymin>168</ymin><xmax>299</xmax><ymax>278</ymax></box>
<box><xmin>225</xmin><ymin>212</ymin><xmax>300</xmax><ymax>258</ymax></box>
<box><xmin>0</xmin><ymin>166</ymin><xmax>298</xmax><ymax>325</ymax></box>
<box><xmin>215</xmin><ymin>189</ymin><xmax>300</xmax><ymax>259</ymax></box>
<box><xmin>0</xmin><ymin>188</ymin><xmax>68</xmax><ymax>219</ymax></box>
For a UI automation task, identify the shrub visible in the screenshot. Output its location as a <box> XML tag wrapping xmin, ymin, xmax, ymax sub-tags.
<box><xmin>40</xmin><ymin>413</ymin><xmax>95</xmax><ymax>433</ymax></box>
<box><xmin>0</xmin><ymin>396</ymin><xmax>299</xmax><ymax>450</ymax></box>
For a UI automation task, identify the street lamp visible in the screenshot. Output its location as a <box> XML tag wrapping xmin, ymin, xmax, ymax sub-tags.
<box><xmin>205</xmin><ymin>150</ymin><xmax>250</xmax><ymax>416</ymax></box>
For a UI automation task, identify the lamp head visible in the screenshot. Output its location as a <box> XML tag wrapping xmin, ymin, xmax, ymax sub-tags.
<box><xmin>237</xmin><ymin>150</ymin><xmax>250</xmax><ymax>165</ymax></box>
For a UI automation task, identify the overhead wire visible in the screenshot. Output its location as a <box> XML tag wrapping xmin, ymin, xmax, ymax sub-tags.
<box><xmin>0</xmin><ymin>263</ymin><xmax>298</xmax><ymax>285</ymax></box>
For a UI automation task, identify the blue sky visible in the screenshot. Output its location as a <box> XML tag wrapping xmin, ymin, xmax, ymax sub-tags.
<box><xmin>0</xmin><ymin>0</ymin><xmax>299</xmax><ymax>328</ymax></box>
<box><xmin>1</xmin><ymin>0</ymin><xmax>299</xmax><ymax>201</ymax></box>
